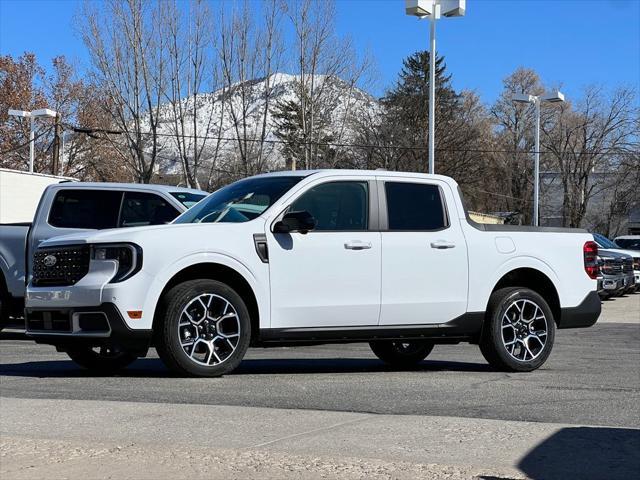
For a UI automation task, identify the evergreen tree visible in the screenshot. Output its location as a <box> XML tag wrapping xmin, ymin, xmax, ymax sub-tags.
<box><xmin>272</xmin><ymin>81</ymin><xmax>336</xmax><ymax>170</ymax></box>
<box><xmin>383</xmin><ymin>51</ymin><xmax>460</xmax><ymax>131</ymax></box>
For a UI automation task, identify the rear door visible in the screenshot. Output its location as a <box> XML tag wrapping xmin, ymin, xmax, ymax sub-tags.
<box><xmin>378</xmin><ymin>178</ymin><xmax>468</xmax><ymax>325</ymax></box>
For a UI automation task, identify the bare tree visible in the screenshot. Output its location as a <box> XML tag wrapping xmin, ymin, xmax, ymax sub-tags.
<box><xmin>490</xmin><ymin>68</ymin><xmax>545</xmax><ymax>222</ymax></box>
<box><xmin>542</xmin><ymin>86</ymin><xmax>638</xmax><ymax>228</ymax></box>
<box><xmin>284</xmin><ymin>0</ymin><xmax>372</xmax><ymax>169</ymax></box>
<box><xmin>163</xmin><ymin>0</ymin><xmax>221</xmax><ymax>189</ymax></box>
<box><xmin>217</xmin><ymin>0</ymin><xmax>285</xmax><ymax>176</ymax></box>
<box><xmin>81</xmin><ymin>0</ymin><xmax>167</xmax><ymax>183</ymax></box>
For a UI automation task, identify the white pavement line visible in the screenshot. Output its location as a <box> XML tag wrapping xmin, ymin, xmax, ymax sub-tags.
<box><xmin>245</xmin><ymin>415</ymin><xmax>373</xmax><ymax>449</ymax></box>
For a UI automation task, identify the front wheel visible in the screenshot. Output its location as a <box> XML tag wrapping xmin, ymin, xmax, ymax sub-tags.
<box><xmin>155</xmin><ymin>279</ymin><xmax>251</xmax><ymax>377</ymax></box>
<box><xmin>66</xmin><ymin>346</ymin><xmax>137</xmax><ymax>373</ymax></box>
<box><xmin>480</xmin><ymin>287</ymin><xmax>556</xmax><ymax>372</ymax></box>
<box><xmin>369</xmin><ymin>340</ymin><xmax>434</xmax><ymax>368</ymax></box>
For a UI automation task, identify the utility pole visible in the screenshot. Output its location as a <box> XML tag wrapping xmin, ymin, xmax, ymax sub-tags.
<box><xmin>52</xmin><ymin>113</ymin><xmax>62</xmax><ymax>176</ymax></box>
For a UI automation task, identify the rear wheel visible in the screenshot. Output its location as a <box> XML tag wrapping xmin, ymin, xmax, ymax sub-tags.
<box><xmin>0</xmin><ymin>281</ymin><xmax>11</xmax><ymax>331</ymax></box>
<box><xmin>66</xmin><ymin>346</ymin><xmax>137</xmax><ymax>373</ymax></box>
<box><xmin>369</xmin><ymin>340</ymin><xmax>434</xmax><ymax>368</ymax></box>
<box><xmin>480</xmin><ymin>287</ymin><xmax>555</xmax><ymax>372</ymax></box>
<box><xmin>155</xmin><ymin>279</ymin><xmax>251</xmax><ymax>377</ymax></box>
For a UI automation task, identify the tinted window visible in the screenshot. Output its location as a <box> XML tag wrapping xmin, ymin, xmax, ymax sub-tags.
<box><xmin>120</xmin><ymin>192</ymin><xmax>180</xmax><ymax>227</ymax></box>
<box><xmin>48</xmin><ymin>190</ymin><xmax>122</xmax><ymax>229</ymax></box>
<box><xmin>171</xmin><ymin>192</ymin><xmax>207</xmax><ymax>209</ymax></box>
<box><xmin>174</xmin><ymin>176</ymin><xmax>305</xmax><ymax>224</ymax></box>
<box><xmin>615</xmin><ymin>238</ymin><xmax>640</xmax><ymax>250</ymax></box>
<box><xmin>385</xmin><ymin>182</ymin><xmax>447</xmax><ymax>231</ymax></box>
<box><xmin>291</xmin><ymin>182</ymin><xmax>368</xmax><ymax>231</ymax></box>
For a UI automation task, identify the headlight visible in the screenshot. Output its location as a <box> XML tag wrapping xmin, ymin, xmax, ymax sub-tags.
<box><xmin>91</xmin><ymin>243</ymin><xmax>143</xmax><ymax>283</ymax></box>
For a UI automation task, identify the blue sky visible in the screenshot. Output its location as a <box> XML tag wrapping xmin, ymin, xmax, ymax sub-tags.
<box><xmin>1</xmin><ymin>0</ymin><xmax>638</xmax><ymax>102</ymax></box>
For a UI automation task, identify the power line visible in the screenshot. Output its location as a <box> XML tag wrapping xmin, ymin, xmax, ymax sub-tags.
<box><xmin>0</xmin><ymin>129</ymin><xmax>51</xmax><ymax>156</ymax></box>
<box><xmin>65</xmin><ymin>124</ymin><xmax>639</xmax><ymax>158</ymax></box>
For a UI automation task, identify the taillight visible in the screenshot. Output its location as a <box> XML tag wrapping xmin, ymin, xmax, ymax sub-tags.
<box><xmin>584</xmin><ymin>241</ymin><xmax>598</xmax><ymax>279</ymax></box>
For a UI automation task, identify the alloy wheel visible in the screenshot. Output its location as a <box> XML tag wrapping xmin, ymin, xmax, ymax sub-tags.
<box><xmin>177</xmin><ymin>293</ymin><xmax>240</xmax><ymax>366</ymax></box>
<box><xmin>501</xmin><ymin>299</ymin><xmax>548</xmax><ymax>362</ymax></box>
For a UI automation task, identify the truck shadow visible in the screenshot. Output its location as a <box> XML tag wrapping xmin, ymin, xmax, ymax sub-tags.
<box><xmin>0</xmin><ymin>357</ymin><xmax>493</xmax><ymax>378</ymax></box>
<box><xmin>480</xmin><ymin>426</ymin><xmax>640</xmax><ymax>480</ymax></box>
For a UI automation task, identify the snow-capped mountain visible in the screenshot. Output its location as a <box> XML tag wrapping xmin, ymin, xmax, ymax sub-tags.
<box><xmin>151</xmin><ymin>73</ymin><xmax>380</xmax><ymax>172</ymax></box>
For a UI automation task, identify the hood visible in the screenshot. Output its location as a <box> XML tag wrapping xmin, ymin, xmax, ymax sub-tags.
<box><xmin>601</xmin><ymin>247</ymin><xmax>640</xmax><ymax>260</ymax></box>
<box><xmin>38</xmin><ymin>223</ymin><xmax>197</xmax><ymax>248</ymax></box>
<box><xmin>598</xmin><ymin>249</ymin><xmax>633</xmax><ymax>261</ymax></box>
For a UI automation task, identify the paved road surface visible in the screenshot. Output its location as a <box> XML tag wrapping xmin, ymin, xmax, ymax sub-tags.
<box><xmin>1</xmin><ymin>293</ymin><xmax>639</xmax><ymax>479</ymax></box>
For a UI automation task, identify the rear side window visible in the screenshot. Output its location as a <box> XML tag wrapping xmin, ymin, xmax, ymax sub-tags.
<box><xmin>385</xmin><ymin>182</ymin><xmax>447</xmax><ymax>231</ymax></box>
<box><xmin>48</xmin><ymin>190</ymin><xmax>122</xmax><ymax>229</ymax></box>
<box><xmin>120</xmin><ymin>192</ymin><xmax>180</xmax><ymax>227</ymax></box>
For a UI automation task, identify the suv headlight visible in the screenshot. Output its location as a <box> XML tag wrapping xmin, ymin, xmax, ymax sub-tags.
<box><xmin>91</xmin><ymin>243</ymin><xmax>143</xmax><ymax>283</ymax></box>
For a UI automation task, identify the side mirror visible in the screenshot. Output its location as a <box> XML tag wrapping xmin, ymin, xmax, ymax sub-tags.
<box><xmin>273</xmin><ymin>210</ymin><xmax>317</xmax><ymax>234</ymax></box>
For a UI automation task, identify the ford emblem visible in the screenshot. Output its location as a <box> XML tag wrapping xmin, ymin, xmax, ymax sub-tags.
<box><xmin>43</xmin><ymin>255</ymin><xmax>57</xmax><ymax>267</ymax></box>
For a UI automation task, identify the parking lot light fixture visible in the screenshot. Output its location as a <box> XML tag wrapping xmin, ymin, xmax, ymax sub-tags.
<box><xmin>7</xmin><ymin>108</ymin><xmax>58</xmax><ymax>173</ymax></box>
<box><xmin>405</xmin><ymin>0</ymin><xmax>466</xmax><ymax>175</ymax></box>
<box><xmin>513</xmin><ymin>90</ymin><xmax>566</xmax><ymax>226</ymax></box>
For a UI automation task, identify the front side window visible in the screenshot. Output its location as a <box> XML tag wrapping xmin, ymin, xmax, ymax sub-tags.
<box><xmin>290</xmin><ymin>181</ymin><xmax>368</xmax><ymax>231</ymax></box>
<box><xmin>48</xmin><ymin>189</ymin><xmax>122</xmax><ymax>229</ymax></box>
<box><xmin>120</xmin><ymin>192</ymin><xmax>180</xmax><ymax>227</ymax></box>
<box><xmin>174</xmin><ymin>176</ymin><xmax>305</xmax><ymax>224</ymax></box>
<box><xmin>385</xmin><ymin>182</ymin><xmax>447</xmax><ymax>231</ymax></box>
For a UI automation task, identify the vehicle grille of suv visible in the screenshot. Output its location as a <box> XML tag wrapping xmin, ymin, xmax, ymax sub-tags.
<box><xmin>32</xmin><ymin>245</ymin><xmax>91</xmax><ymax>286</ymax></box>
<box><xmin>601</xmin><ymin>258</ymin><xmax>623</xmax><ymax>275</ymax></box>
<box><xmin>622</xmin><ymin>257</ymin><xmax>634</xmax><ymax>274</ymax></box>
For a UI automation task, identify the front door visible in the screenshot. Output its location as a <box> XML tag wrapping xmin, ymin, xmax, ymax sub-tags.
<box><xmin>267</xmin><ymin>180</ymin><xmax>381</xmax><ymax>328</ymax></box>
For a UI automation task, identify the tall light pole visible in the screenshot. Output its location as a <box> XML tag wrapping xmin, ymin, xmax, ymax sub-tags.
<box><xmin>405</xmin><ymin>0</ymin><xmax>466</xmax><ymax>174</ymax></box>
<box><xmin>8</xmin><ymin>108</ymin><xmax>58</xmax><ymax>173</ymax></box>
<box><xmin>513</xmin><ymin>91</ymin><xmax>565</xmax><ymax>226</ymax></box>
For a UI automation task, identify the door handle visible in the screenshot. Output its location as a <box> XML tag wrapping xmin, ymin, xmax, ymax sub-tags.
<box><xmin>344</xmin><ymin>241</ymin><xmax>372</xmax><ymax>250</ymax></box>
<box><xmin>430</xmin><ymin>240</ymin><xmax>456</xmax><ymax>249</ymax></box>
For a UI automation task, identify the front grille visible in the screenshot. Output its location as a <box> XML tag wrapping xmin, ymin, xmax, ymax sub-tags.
<box><xmin>601</xmin><ymin>258</ymin><xmax>623</xmax><ymax>275</ymax></box>
<box><xmin>622</xmin><ymin>258</ymin><xmax>634</xmax><ymax>274</ymax></box>
<box><xmin>32</xmin><ymin>245</ymin><xmax>90</xmax><ymax>286</ymax></box>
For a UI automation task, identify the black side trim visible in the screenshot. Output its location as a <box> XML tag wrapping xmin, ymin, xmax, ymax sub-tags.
<box><xmin>258</xmin><ymin>312</ymin><xmax>484</xmax><ymax>345</ymax></box>
<box><xmin>253</xmin><ymin>234</ymin><xmax>269</xmax><ymax>263</ymax></box>
<box><xmin>558</xmin><ymin>291</ymin><xmax>601</xmax><ymax>329</ymax></box>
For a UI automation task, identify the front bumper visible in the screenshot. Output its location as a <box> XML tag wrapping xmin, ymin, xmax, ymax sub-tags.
<box><xmin>25</xmin><ymin>303</ymin><xmax>152</xmax><ymax>353</ymax></box>
<box><xmin>558</xmin><ymin>291</ymin><xmax>601</xmax><ymax>329</ymax></box>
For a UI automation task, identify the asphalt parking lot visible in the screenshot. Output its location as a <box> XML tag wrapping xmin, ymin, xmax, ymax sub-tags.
<box><xmin>1</xmin><ymin>292</ymin><xmax>639</xmax><ymax>479</ymax></box>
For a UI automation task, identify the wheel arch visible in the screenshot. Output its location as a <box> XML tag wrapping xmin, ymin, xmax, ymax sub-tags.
<box><xmin>489</xmin><ymin>267</ymin><xmax>561</xmax><ymax>324</ymax></box>
<box><xmin>152</xmin><ymin>262</ymin><xmax>260</xmax><ymax>344</ymax></box>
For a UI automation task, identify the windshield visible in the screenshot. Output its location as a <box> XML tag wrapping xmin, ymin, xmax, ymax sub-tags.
<box><xmin>593</xmin><ymin>233</ymin><xmax>618</xmax><ymax>249</ymax></box>
<box><xmin>615</xmin><ymin>238</ymin><xmax>640</xmax><ymax>250</ymax></box>
<box><xmin>173</xmin><ymin>175</ymin><xmax>305</xmax><ymax>224</ymax></box>
<box><xmin>171</xmin><ymin>192</ymin><xmax>207</xmax><ymax>209</ymax></box>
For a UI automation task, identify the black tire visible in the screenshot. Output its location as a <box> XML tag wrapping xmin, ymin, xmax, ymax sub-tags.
<box><xmin>0</xmin><ymin>279</ymin><xmax>10</xmax><ymax>331</ymax></box>
<box><xmin>66</xmin><ymin>346</ymin><xmax>137</xmax><ymax>373</ymax></box>
<box><xmin>155</xmin><ymin>279</ymin><xmax>251</xmax><ymax>377</ymax></box>
<box><xmin>480</xmin><ymin>287</ymin><xmax>556</xmax><ymax>372</ymax></box>
<box><xmin>369</xmin><ymin>340</ymin><xmax>434</xmax><ymax>368</ymax></box>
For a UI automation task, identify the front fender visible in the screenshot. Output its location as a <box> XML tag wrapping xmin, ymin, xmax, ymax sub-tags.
<box><xmin>137</xmin><ymin>252</ymin><xmax>268</xmax><ymax>331</ymax></box>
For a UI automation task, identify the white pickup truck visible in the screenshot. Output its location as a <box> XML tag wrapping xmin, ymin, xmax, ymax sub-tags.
<box><xmin>24</xmin><ymin>170</ymin><xmax>601</xmax><ymax>376</ymax></box>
